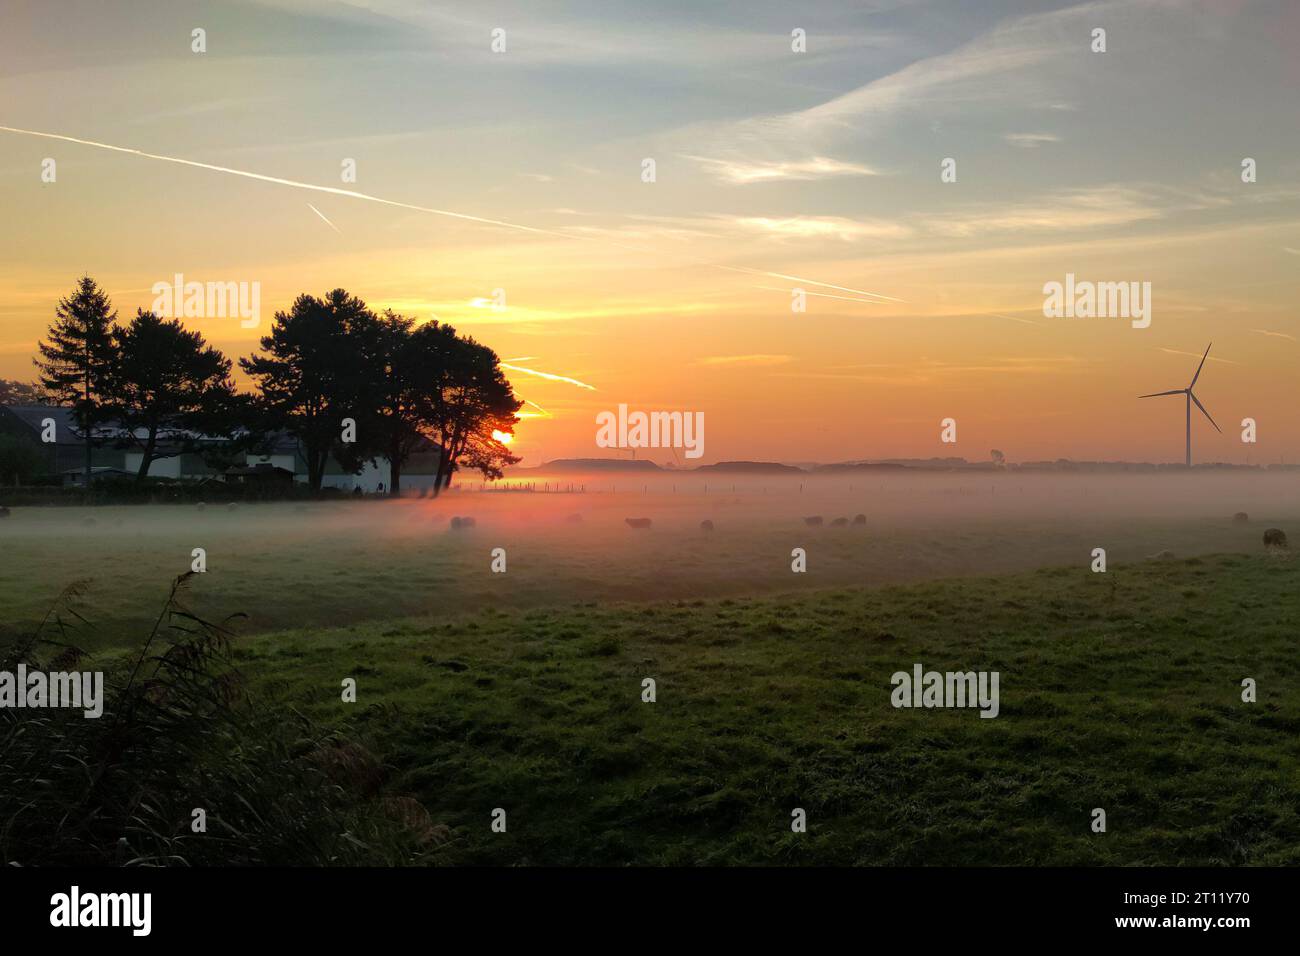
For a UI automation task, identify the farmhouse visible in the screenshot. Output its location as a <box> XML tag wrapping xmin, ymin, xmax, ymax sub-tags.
<box><xmin>0</xmin><ymin>403</ymin><xmax>442</xmax><ymax>492</ymax></box>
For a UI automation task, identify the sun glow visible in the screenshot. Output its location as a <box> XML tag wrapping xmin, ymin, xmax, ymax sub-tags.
<box><xmin>492</xmin><ymin>430</ymin><xmax>514</xmax><ymax>445</ymax></box>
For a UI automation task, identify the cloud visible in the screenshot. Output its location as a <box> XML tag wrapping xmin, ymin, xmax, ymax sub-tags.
<box><xmin>697</xmin><ymin>354</ymin><xmax>793</xmax><ymax>368</ymax></box>
<box><xmin>1004</xmin><ymin>132</ymin><xmax>1060</xmax><ymax>148</ymax></box>
<box><xmin>728</xmin><ymin>215</ymin><xmax>910</xmax><ymax>241</ymax></box>
<box><xmin>683</xmin><ymin>154</ymin><xmax>879</xmax><ymax>184</ymax></box>
<box><xmin>667</xmin><ymin>2</ymin><xmax>1073</xmax><ymax>172</ymax></box>
<box><xmin>1251</xmin><ymin>328</ymin><xmax>1297</xmax><ymax>341</ymax></box>
<box><xmin>926</xmin><ymin>186</ymin><xmax>1164</xmax><ymax>237</ymax></box>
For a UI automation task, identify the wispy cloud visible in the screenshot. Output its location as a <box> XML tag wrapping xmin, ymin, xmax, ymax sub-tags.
<box><xmin>0</xmin><ymin>126</ymin><xmax>900</xmax><ymax>305</ymax></box>
<box><xmin>1004</xmin><ymin>132</ymin><xmax>1060</xmax><ymax>148</ymax></box>
<box><xmin>697</xmin><ymin>354</ymin><xmax>792</xmax><ymax>368</ymax></box>
<box><xmin>729</xmin><ymin>215</ymin><xmax>909</xmax><ymax>242</ymax></box>
<box><xmin>1251</xmin><ymin>328</ymin><xmax>1297</xmax><ymax>341</ymax></box>
<box><xmin>683</xmin><ymin>154</ymin><xmax>879</xmax><ymax>185</ymax></box>
<box><xmin>926</xmin><ymin>186</ymin><xmax>1164</xmax><ymax>237</ymax></box>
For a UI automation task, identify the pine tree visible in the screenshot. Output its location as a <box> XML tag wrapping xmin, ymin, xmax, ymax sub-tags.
<box><xmin>33</xmin><ymin>276</ymin><xmax>119</xmax><ymax>486</ymax></box>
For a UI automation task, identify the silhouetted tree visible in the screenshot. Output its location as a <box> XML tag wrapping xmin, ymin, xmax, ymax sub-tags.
<box><xmin>239</xmin><ymin>290</ymin><xmax>383</xmax><ymax>491</ymax></box>
<box><xmin>421</xmin><ymin>332</ymin><xmax>521</xmax><ymax>492</ymax></box>
<box><xmin>371</xmin><ymin>310</ymin><xmax>432</xmax><ymax>497</ymax></box>
<box><xmin>0</xmin><ymin>380</ymin><xmax>48</xmax><ymax>405</ymax></box>
<box><xmin>33</xmin><ymin>276</ymin><xmax>119</xmax><ymax>486</ymax></box>
<box><xmin>106</xmin><ymin>310</ymin><xmax>239</xmax><ymax>480</ymax></box>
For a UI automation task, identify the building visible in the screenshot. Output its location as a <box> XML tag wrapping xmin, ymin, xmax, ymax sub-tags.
<box><xmin>0</xmin><ymin>403</ymin><xmax>443</xmax><ymax>492</ymax></box>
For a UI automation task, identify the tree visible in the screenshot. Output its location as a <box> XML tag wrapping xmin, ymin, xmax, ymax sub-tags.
<box><xmin>0</xmin><ymin>380</ymin><xmax>48</xmax><ymax>405</ymax></box>
<box><xmin>106</xmin><ymin>310</ymin><xmax>239</xmax><ymax>480</ymax></box>
<box><xmin>421</xmin><ymin>331</ymin><xmax>521</xmax><ymax>492</ymax></box>
<box><xmin>33</xmin><ymin>276</ymin><xmax>119</xmax><ymax>486</ymax></box>
<box><xmin>371</xmin><ymin>310</ymin><xmax>426</xmax><ymax>497</ymax></box>
<box><xmin>239</xmin><ymin>290</ymin><xmax>384</xmax><ymax>491</ymax></box>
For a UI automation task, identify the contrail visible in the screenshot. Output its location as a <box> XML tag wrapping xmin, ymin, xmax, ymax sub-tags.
<box><xmin>500</xmin><ymin>362</ymin><xmax>596</xmax><ymax>391</ymax></box>
<box><xmin>1157</xmin><ymin>347</ymin><xmax>1239</xmax><ymax>366</ymax></box>
<box><xmin>0</xmin><ymin>125</ymin><xmax>578</xmax><ymax>241</ymax></box>
<box><xmin>0</xmin><ymin>124</ymin><xmax>902</xmax><ymax>303</ymax></box>
<box><xmin>517</xmin><ymin>398</ymin><xmax>553</xmax><ymax>419</ymax></box>
<box><xmin>306</xmin><ymin>202</ymin><xmax>342</xmax><ymax>234</ymax></box>
<box><xmin>743</xmin><ymin>269</ymin><xmax>903</xmax><ymax>302</ymax></box>
<box><xmin>756</xmin><ymin>285</ymin><xmax>887</xmax><ymax>305</ymax></box>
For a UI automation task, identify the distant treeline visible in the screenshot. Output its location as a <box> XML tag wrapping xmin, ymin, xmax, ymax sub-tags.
<box><xmin>13</xmin><ymin>276</ymin><xmax>521</xmax><ymax>494</ymax></box>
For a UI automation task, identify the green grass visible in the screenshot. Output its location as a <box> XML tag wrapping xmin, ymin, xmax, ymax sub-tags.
<box><xmin>234</xmin><ymin>552</ymin><xmax>1300</xmax><ymax>865</ymax></box>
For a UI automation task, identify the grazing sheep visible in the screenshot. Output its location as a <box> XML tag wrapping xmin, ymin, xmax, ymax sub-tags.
<box><xmin>700</xmin><ymin>519</ymin><xmax>714</xmax><ymax>532</ymax></box>
<box><xmin>1263</xmin><ymin>528</ymin><xmax>1288</xmax><ymax>550</ymax></box>
<box><xmin>852</xmin><ymin>514</ymin><xmax>866</xmax><ymax>525</ymax></box>
<box><xmin>196</xmin><ymin>501</ymin><xmax>207</xmax><ymax>512</ymax></box>
<box><xmin>1232</xmin><ymin>512</ymin><xmax>1249</xmax><ymax>523</ymax></box>
<box><xmin>0</xmin><ymin>506</ymin><xmax>10</xmax><ymax>519</ymax></box>
<box><xmin>227</xmin><ymin>502</ymin><xmax>238</xmax><ymax>512</ymax></box>
<box><xmin>1148</xmin><ymin>549</ymin><xmax>1176</xmax><ymax>560</ymax></box>
<box><xmin>450</xmin><ymin>516</ymin><xmax>477</xmax><ymax>530</ymax></box>
<box><xmin>830</xmin><ymin>517</ymin><xmax>849</xmax><ymax>527</ymax></box>
<box><xmin>803</xmin><ymin>516</ymin><xmax>824</xmax><ymax>527</ymax></box>
<box><xmin>625</xmin><ymin>517</ymin><xmax>652</xmax><ymax>529</ymax></box>
<box><xmin>82</xmin><ymin>516</ymin><xmax>97</xmax><ymax>527</ymax></box>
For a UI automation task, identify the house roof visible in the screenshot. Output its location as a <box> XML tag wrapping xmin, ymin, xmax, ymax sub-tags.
<box><xmin>2</xmin><ymin>405</ymin><xmax>115</xmax><ymax>441</ymax></box>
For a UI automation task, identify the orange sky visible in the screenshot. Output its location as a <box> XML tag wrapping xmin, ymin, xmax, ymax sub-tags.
<box><xmin>2</xmin><ymin>0</ymin><xmax>1298</xmax><ymax>466</ymax></box>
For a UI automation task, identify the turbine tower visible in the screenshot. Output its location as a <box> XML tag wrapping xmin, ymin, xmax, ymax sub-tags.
<box><xmin>1139</xmin><ymin>342</ymin><xmax>1221</xmax><ymax>467</ymax></box>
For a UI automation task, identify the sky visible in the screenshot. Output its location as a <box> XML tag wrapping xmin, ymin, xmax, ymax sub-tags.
<box><xmin>1</xmin><ymin>0</ymin><xmax>1298</xmax><ymax>466</ymax></box>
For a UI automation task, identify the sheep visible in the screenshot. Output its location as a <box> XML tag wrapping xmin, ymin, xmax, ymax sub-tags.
<box><xmin>1263</xmin><ymin>528</ymin><xmax>1288</xmax><ymax>551</ymax></box>
<box><xmin>852</xmin><ymin>514</ymin><xmax>867</xmax><ymax>525</ymax></box>
<box><xmin>830</xmin><ymin>517</ymin><xmax>849</xmax><ymax>527</ymax></box>
<box><xmin>1232</xmin><ymin>512</ymin><xmax>1249</xmax><ymax>524</ymax></box>
<box><xmin>802</xmin><ymin>516</ymin><xmax>823</xmax><ymax>527</ymax></box>
<box><xmin>625</xmin><ymin>517</ymin><xmax>652</xmax><ymax>529</ymax></box>
<box><xmin>700</xmin><ymin>519</ymin><xmax>714</xmax><ymax>532</ymax></box>
<box><xmin>450</xmin><ymin>516</ymin><xmax>477</xmax><ymax>530</ymax></box>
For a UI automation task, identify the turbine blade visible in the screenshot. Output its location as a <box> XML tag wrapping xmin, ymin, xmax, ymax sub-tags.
<box><xmin>1189</xmin><ymin>342</ymin><xmax>1212</xmax><ymax>388</ymax></box>
<box><xmin>1190</xmin><ymin>392</ymin><xmax>1221</xmax><ymax>433</ymax></box>
<box><xmin>1138</xmin><ymin>389</ymin><xmax>1185</xmax><ymax>398</ymax></box>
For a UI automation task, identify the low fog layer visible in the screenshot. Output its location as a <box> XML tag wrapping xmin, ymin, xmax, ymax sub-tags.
<box><xmin>2</xmin><ymin>471</ymin><xmax>1295</xmax><ymax>647</ymax></box>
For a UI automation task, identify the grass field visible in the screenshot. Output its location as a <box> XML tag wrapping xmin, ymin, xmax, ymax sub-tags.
<box><xmin>3</xmin><ymin>476</ymin><xmax>1298</xmax><ymax>865</ymax></box>
<box><xmin>236</xmin><ymin>551</ymin><xmax>1298</xmax><ymax>865</ymax></box>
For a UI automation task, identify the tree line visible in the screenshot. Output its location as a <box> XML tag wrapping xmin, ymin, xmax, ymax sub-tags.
<box><xmin>21</xmin><ymin>276</ymin><xmax>520</xmax><ymax>494</ymax></box>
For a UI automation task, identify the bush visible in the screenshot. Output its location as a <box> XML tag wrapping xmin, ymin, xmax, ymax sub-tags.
<box><xmin>0</xmin><ymin>576</ymin><xmax>428</xmax><ymax>866</ymax></box>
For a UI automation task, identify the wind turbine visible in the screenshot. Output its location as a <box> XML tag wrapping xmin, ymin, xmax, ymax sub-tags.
<box><xmin>1139</xmin><ymin>342</ymin><xmax>1221</xmax><ymax>467</ymax></box>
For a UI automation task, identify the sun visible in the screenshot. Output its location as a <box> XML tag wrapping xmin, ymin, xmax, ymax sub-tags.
<box><xmin>492</xmin><ymin>429</ymin><xmax>514</xmax><ymax>445</ymax></box>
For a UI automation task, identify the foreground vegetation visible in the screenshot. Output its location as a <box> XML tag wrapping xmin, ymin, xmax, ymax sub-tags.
<box><xmin>1</xmin><ymin>578</ymin><xmax>419</xmax><ymax>866</ymax></box>
<box><xmin>233</xmin><ymin>551</ymin><xmax>1298</xmax><ymax>865</ymax></box>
